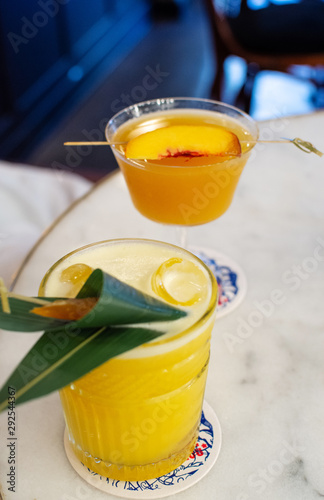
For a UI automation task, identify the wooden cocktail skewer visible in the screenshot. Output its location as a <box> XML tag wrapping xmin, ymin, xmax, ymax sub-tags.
<box><xmin>64</xmin><ymin>141</ymin><xmax>125</xmax><ymax>146</ymax></box>
<box><xmin>0</xmin><ymin>278</ymin><xmax>10</xmax><ymax>313</ymax></box>
<box><xmin>64</xmin><ymin>139</ymin><xmax>294</xmax><ymax>146</ymax></box>
<box><xmin>63</xmin><ymin>138</ymin><xmax>323</xmax><ymax>157</ymax></box>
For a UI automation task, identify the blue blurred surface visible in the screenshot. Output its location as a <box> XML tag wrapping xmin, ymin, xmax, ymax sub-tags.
<box><xmin>0</xmin><ymin>0</ymin><xmax>322</xmax><ymax>179</ymax></box>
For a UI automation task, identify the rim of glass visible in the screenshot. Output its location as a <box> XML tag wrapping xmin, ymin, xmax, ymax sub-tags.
<box><xmin>105</xmin><ymin>97</ymin><xmax>259</xmax><ymax>170</ymax></box>
<box><xmin>39</xmin><ymin>237</ymin><xmax>218</xmax><ymax>349</ymax></box>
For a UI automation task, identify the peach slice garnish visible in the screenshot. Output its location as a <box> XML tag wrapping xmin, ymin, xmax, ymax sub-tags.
<box><xmin>31</xmin><ymin>297</ymin><xmax>98</xmax><ymax>321</ymax></box>
<box><xmin>125</xmin><ymin>125</ymin><xmax>241</xmax><ymax>160</ymax></box>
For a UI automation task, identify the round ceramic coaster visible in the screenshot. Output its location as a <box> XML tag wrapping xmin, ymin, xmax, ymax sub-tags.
<box><xmin>190</xmin><ymin>247</ymin><xmax>247</xmax><ymax>319</ymax></box>
<box><xmin>64</xmin><ymin>401</ymin><xmax>221</xmax><ymax>499</ymax></box>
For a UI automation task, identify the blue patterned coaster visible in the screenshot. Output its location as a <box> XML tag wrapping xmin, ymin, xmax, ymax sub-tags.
<box><xmin>191</xmin><ymin>247</ymin><xmax>247</xmax><ymax>318</ymax></box>
<box><xmin>64</xmin><ymin>402</ymin><xmax>221</xmax><ymax>499</ymax></box>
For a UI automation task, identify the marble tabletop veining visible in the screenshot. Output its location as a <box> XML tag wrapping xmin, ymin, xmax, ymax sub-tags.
<box><xmin>0</xmin><ymin>111</ymin><xmax>324</xmax><ymax>500</ymax></box>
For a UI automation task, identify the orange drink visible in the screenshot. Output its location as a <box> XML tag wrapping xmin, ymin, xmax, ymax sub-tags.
<box><xmin>39</xmin><ymin>239</ymin><xmax>218</xmax><ymax>480</ymax></box>
<box><xmin>106</xmin><ymin>99</ymin><xmax>258</xmax><ymax>225</ymax></box>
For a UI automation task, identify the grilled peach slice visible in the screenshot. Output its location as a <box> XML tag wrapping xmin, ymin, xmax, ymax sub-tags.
<box><xmin>31</xmin><ymin>297</ymin><xmax>98</xmax><ymax>321</ymax></box>
<box><xmin>125</xmin><ymin>125</ymin><xmax>241</xmax><ymax>160</ymax></box>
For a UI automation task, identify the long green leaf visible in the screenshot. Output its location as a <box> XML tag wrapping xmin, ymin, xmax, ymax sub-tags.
<box><xmin>0</xmin><ymin>269</ymin><xmax>186</xmax><ymax>411</ymax></box>
<box><xmin>0</xmin><ymin>325</ymin><xmax>164</xmax><ymax>412</ymax></box>
<box><xmin>75</xmin><ymin>269</ymin><xmax>186</xmax><ymax>326</ymax></box>
<box><xmin>0</xmin><ymin>269</ymin><xmax>185</xmax><ymax>332</ymax></box>
<box><xmin>0</xmin><ymin>297</ymin><xmax>67</xmax><ymax>332</ymax></box>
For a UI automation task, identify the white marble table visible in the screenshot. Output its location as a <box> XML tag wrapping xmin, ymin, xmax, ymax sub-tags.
<box><xmin>1</xmin><ymin>111</ymin><xmax>324</xmax><ymax>500</ymax></box>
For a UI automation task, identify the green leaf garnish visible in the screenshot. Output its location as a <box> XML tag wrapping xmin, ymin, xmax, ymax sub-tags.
<box><xmin>0</xmin><ymin>296</ymin><xmax>67</xmax><ymax>331</ymax></box>
<box><xmin>0</xmin><ymin>269</ymin><xmax>186</xmax><ymax>411</ymax></box>
<box><xmin>75</xmin><ymin>268</ymin><xmax>186</xmax><ymax>326</ymax></box>
<box><xmin>0</xmin><ymin>325</ymin><xmax>164</xmax><ymax>412</ymax></box>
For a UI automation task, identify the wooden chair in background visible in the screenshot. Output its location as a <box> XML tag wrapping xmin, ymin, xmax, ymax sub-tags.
<box><xmin>204</xmin><ymin>0</ymin><xmax>324</xmax><ymax>112</ymax></box>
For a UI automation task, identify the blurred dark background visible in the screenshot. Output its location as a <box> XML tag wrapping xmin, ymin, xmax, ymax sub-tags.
<box><xmin>0</xmin><ymin>0</ymin><xmax>324</xmax><ymax>181</ymax></box>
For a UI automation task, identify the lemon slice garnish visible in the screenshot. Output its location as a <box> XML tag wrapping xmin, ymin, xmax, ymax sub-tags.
<box><xmin>151</xmin><ymin>258</ymin><xmax>208</xmax><ymax>307</ymax></box>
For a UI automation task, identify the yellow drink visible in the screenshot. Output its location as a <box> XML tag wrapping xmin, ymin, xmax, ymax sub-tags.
<box><xmin>40</xmin><ymin>239</ymin><xmax>217</xmax><ymax>480</ymax></box>
<box><xmin>107</xmin><ymin>101</ymin><xmax>257</xmax><ymax>225</ymax></box>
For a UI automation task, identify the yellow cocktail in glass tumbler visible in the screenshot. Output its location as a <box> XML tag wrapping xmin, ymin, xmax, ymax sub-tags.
<box><xmin>39</xmin><ymin>239</ymin><xmax>218</xmax><ymax>481</ymax></box>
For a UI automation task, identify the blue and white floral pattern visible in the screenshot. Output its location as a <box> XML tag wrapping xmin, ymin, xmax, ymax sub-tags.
<box><xmin>195</xmin><ymin>251</ymin><xmax>239</xmax><ymax>309</ymax></box>
<box><xmin>81</xmin><ymin>409</ymin><xmax>215</xmax><ymax>495</ymax></box>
